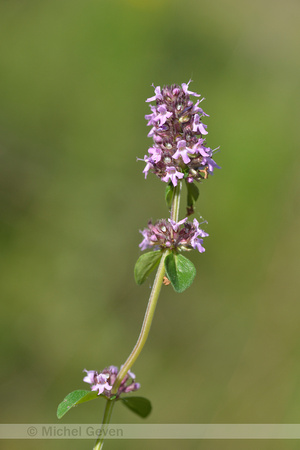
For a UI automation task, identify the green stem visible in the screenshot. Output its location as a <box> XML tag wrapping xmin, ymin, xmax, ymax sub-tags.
<box><xmin>170</xmin><ymin>182</ymin><xmax>182</xmax><ymax>222</ymax></box>
<box><xmin>112</xmin><ymin>181</ymin><xmax>182</xmax><ymax>394</ymax></box>
<box><xmin>94</xmin><ymin>181</ymin><xmax>182</xmax><ymax>450</ymax></box>
<box><xmin>111</xmin><ymin>250</ymin><xmax>168</xmax><ymax>394</ymax></box>
<box><xmin>93</xmin><ymin>399</ymin><xmax>115</xmax><ymax>450</ymax></box>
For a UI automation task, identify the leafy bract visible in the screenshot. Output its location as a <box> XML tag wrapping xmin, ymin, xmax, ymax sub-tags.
<box><xmin>165</xmin><ymin>183</ymin><xmax>174</xmax><ymax>209</ymax></box>
<box><xmin>57</xmin><ymin>390</ymin><xmax>100</xmax><ymax>419</ymax></box>
<box><xmin>186</xmin><ymin>181</ymin><xmax>199</xmax><ymax>216</ymax></box>
<box><xmin>164</xmin><ymin>253</ymin><xmax>196</xmax><ymax>293</ymax></box>
<box><xmin>120</xmin><ymin>396</ymin><xmax>152</xmax><ymax>418</ymax></box>
<box><xmin>134</xmin><ymin>250</ymin><xmax>162</xmax><ymax>285</ymax></box>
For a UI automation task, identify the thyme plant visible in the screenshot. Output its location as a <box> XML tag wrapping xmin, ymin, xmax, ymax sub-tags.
<box><xmin>57</xmin><ymin>81</ymin><xmax>220</xmax><ymax>449</ymax></box>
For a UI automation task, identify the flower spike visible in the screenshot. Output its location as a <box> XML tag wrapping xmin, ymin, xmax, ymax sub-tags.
<box><xmin>141</xmin><ymin>81</ymin><xmax>220</xmax><ymax>185</ymax></box>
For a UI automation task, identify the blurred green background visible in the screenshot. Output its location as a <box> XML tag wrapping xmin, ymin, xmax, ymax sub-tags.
<box><xmin>1</xmin><ymin>0</ymin><xmax>300</xmax><ymax>449</ymax></box>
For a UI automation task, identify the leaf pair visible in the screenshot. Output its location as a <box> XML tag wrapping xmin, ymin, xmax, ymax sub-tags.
<box><xmin>57</xmin><ymin>390</ymin><xmax>151</xmax><ymax>419</ymax></box>
<box><xmin>134</xmin><ymin>250</ymin><xmax>196</xmax><ymax>293</ymax></box>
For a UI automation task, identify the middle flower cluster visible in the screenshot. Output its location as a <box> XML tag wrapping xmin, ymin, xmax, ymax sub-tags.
<box><xmin>139</xmin><ymin>218</ymin><xmax>208</xmax><ymax>253</ymax></box>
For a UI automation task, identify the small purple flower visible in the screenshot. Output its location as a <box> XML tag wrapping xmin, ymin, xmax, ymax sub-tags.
<box><xmin>201</xmin><ymin>155</ymin><xmax>221</xmax><ymax>173</ymax></box>
<box><xmin>193</xmin><ymin>218</ymin><xmax>209</xmax><ymax>237</ymax></box>
<box><xmin>83</xmin><ymin>370</ymin><xmax>96</xmax><ymax>385</ymax></box>
<box><xmin>139</xmin><ymin>228</ymin><xmax>152</xmax><ymax>250</ymax></box>
<box><xmin>148</xmin><ymin>146</ymin><xmax>162</xmax><ymax>163</ymax></box>
<box><xmin>141</xmin><ymin>155</ymin><xmax>153</xmax><ymax>179</ymax></box>
<box><xmin>191</xmin><ymin>237</ymin><xmax>206</xmax><ymax>253</ymax></box>
<box><xmin>193</xmin><ymin>139</ymin><xmax>211</xmax><ymax>157</ymax></box>
<box><xmin>190</xmin><ymin>218</ymin><xmax>209</xmax><ymax>253</ymax></box>
<box><xmin>168</xmin><ymin>217</ymin><xmax>188</xmax><ymax>232</ymax></box>
<box><xmin>193</xmin><ymin>114</ymin><xmax>208</xmax><ymax>135</ymax></box>
<box><xmin>83</xmin><ymin>369</ymin><xmax>112</xmax><ymax>396</ymax></box>
<box><xmin>146</xmin><ymin>85</ymin><xmax>163</xmax><ymax>103</ymax></box>
<box><xmin>126</xmin><ymin>369</ymin><xmax>136</xmax><ymax>379</ymax></box>
<box><xmin>92</xmin><ymin>375</ymin><xmax>113</xmax><ymax>396</ymax></box>
<box><xmin>145</xmin><ymin>105</ymin><xmax>157</xmax><ymax>126</ymax></box>
<box><xmin>124</xmin><ymin>382</ymin><xmax>141</xmax><ymax>393</ymax></box>
<box><xmin>161</xmin><ymin>166</ymin><xmax>184</xmax><ymax>186</ymax></box>
<box><xmin>173</xmin><ymin>140</ymin><xmax>196</xmax><ymax>164</ymax></box>
<box><xmin>192</xmin><ymin>99</ymin><xmax>209</xmax><ymax>116</ymax></box>
<box><xmin>153</xmin><ymin>105</ymin><xmax>172</xmax><ymax>126</ymax></box>
<box><xmin>181</xmin><ymin>80</ymin><xmax>201</xmax><ymax>97</ymax></box>
<box><xmin>109</xmin><ymin>365</ymin><xmax>119</xmax><ymax>375</ymax></box>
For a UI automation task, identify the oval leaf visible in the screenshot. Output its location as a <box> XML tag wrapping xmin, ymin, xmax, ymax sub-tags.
<box><xmin>186</xmin><ymin>182</ymin><xmax>199</xmax><ymax>205</ymax></box>
<box><xmin>164</xmin><ymin>253</ymin><xmax>196</xmax><ymax>293</ymax></box>
<box><xmin>120</xmin><ymin>396</ymin><xmax>152</xmax><ymax>418</ymax></box>
<box><xmin>134</xmin><ymin>250</ymin><xmax>162</xmax><ymax>285</ymax></box>
<box><xmin>57</xmin><ymin>390</ymin><xmax>100</xmax><ymax>419</ymax></box>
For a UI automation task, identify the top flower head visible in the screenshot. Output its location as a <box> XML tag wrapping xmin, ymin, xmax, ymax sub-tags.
<box><xmin>142</xmin><ymin>81</ymin><xmax>220</xmax><ymax>186</ymax></box>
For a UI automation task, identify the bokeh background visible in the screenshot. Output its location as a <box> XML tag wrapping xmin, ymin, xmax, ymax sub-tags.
<box><xmin>1</xmin><ymin>0</ymin><xmax>300</xmax><ymax>449</ymax></box>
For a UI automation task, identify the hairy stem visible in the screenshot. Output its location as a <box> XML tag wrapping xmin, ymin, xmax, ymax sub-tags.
<box><xmin>170</xmin><ymin>182</ymin><xmax>182</xmax><ymax>222</ymax></box>
<box><xmin>111</xmin><ymin>250</ymin><xmax>168</xmax><ymax>394</ymax></box>
<box><xmin>112</xmin><ymin>181</ymin><xmax>181</xmax><ymax>393</ymax></box>
<box><xmin>93</xmin><ymin>399</ymin><xmax>115</xmax><ymax>450</ymax></box>
<box><xmin>94</xmin><ymin>181</ymin><xmax>182</xmax><ymax>449</ymax></box>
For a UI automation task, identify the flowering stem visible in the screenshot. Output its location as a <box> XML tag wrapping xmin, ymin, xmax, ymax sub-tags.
<box><xmin>93</xmin><ymin>399</ymin><xmax>115</xmax><ymax>450</ymax></box>
<box><xmin>111</xmin><ymin>251</ymin><xmax>168</xmax><ymax>394</ymax></box>
<box><xmin>112</xmin><ymin>181</ymin><xmax>182</xmax><ymax>394</ymax></box>
<box><xmin>94</xmin><ymin>182</ymin><xmax>182</xmax><ymax>450</ymax></box>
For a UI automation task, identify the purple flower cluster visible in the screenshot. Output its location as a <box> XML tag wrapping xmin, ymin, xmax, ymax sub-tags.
<box><xmin>139</xmin><ymin>217</ymin><xmax>208</xmax><ymax>253</ymax></box>
<box><xmin>142</xmin><ymin>81</ymin><xmax>220</xmax><ymax>186</ymax></box>
<box><xmin>83</xmin><ymin>366</ymin><xmax>140</xmax><ymax>398</ymax></box>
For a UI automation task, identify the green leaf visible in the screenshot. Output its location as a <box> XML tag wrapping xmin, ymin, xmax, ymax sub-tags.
<box><xmin>134</xmin><ymin>250</ymin><xmax>162</xmax><ymax>285</ymax></box>
<box><xmin>186</xmin><ymin>181</ymin><xmax>199</xmax><ymax>215</ymax></box>
<box><xmin>57</xmin><ymin>390</ymin><xmax>100</xmax><ymax>419</ymax></box>
<box><xmin>165</xmin><ymin>183</ymin><xmax>174</xmax><ymax>209</ymax></box>
<box><xmin>120</xmin><ymin>396</ymin><xmax>152</xmax><ymax>418</ymax></box>
<box><xmin>164</xmin><ymin>253</ymin><xmax>196</xmax><ymax>293</ymax></box>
